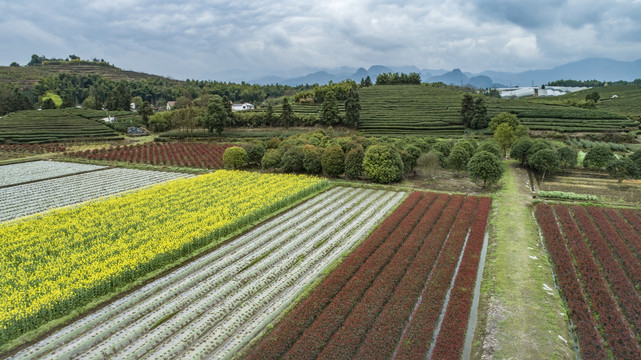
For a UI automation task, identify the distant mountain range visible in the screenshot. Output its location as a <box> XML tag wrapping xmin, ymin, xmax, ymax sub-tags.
<box><xmin>210</xmin><ymin>58</ymin><xmax>641</xmax><ymax>88</ymax></box>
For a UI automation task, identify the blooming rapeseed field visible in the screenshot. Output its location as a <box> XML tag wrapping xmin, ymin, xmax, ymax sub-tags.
<box><xmin>0</xmin><ymin>170</ymin><xmax>327</xmax><ymax>343</ymax></box>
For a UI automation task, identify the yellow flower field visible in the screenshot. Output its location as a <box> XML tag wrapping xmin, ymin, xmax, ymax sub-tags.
<box><xmin>0</xmin><ymin>170</ymin><xmax>327</xmax><ymax>342</ymax></box>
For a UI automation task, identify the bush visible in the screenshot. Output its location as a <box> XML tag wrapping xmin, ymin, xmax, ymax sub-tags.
<box><xmin>267</xmin><ymin>137</ymin><xmax>281</xmax><ymax>149</ymax></box>
<box><xmin>363</xmin><ymin>145</ymin><xmax>404</xmax><ymax>184</ymax></box>
<box><xmin>417</xmin><ymin>152</ymin><xmax>441</xmax><ymax>176</ymax></box>
<box><xmin>538</xmin><ymin>191</ymin><xmax>598</xmax><ymax>201</ymax></box>
<box><xmin>302</xmin><ymin>145</ymin><xmax>323</xmax><ymax>174</ymax></box>
<box><xmin>583</xmin><ymin>145</ymin><xmax>615</xmax><ymax>169</ymax></box>
<box><xmin>281</xmin><ymin>147</ymin><xmax>305</xmax><ymax>173</ymax></box>
<box><xmin>321</xmin><ymin>146</ymin><xmax>345</xmax><ymax>177</ymax></box>
<box><xmin>261</xmin><ymin>148</ymin><xmax>281</xmax><ymax>169</ymax></box>
<box><xmin>467</xmin><ymin>151</ymin><xmax>504</xmax><ymax>187</ymax></box>
<box><xmin>222</xmin><ymin>146</ymin><xmax>248</xmax><ymax>170</ymax></box>
<box><xmin>242</xmin><ymin>142</ymin><xmax>266</xmax><ymax>165</ymax></box>
<box><xmin>345</xmin><ymin>146</ymin><xmax>365</xmax><ymax>179</ymax></box>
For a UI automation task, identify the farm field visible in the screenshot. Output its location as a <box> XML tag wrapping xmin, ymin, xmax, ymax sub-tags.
<box><xmin>536</xmin><ymin>203</ymin><xmax>641</xmax><ymax>358</ymax></box>
<box><xmin>0</xmin><ymin>167</ymin><xmax>192</xmax><ymax>222</ymax></box>
<box><xmin>540</xmin><ymin>170</ymin><xmax>641</xmax><ymax>204</ymax></box>
<box><xmin>0</xmin><ymin>170</ymin><xmax>326</xmax><ymax>347</ymax></box>
<box><xmin>0</xmin><ymin>109</ymin><xmax>122</xmax><ymax>143</ymax></box>
<box><xmin>246</xmin><ymin>192</ymin><xmax>491</xmax><ymax>359</ymax></box>
<box><xmin>69</xmin><ymin>142</ymin><xmax>233</xmax><ymax>169</ymax></box>
<box><xmin>8</xmin><ymin>187</ymin><xmax>405</xmax><ymax>359</ymax></box>
<box><xmin>0</xmin><ymin>160</ymin><xmax>106</xmax><ymax>187</ymax></box>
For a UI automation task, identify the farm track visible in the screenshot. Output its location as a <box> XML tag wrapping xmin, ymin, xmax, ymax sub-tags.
<box><xmin>10</xmin><ymin>186</ymin><xmax>405</xmax><ymax>360</ymax></box>
<box><xmin>0</xmin><ymin>167</ymin><xmax>191</xmax><ymax>222</ymax></box>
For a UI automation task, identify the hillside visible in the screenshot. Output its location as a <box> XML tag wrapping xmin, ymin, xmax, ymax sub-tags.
<box><xmin>551</xmin><ymin>84</ymin><xmax>641</xmax><ymax>119</ymax></box>
<box><xmin>0</xmin><ymin>61</ymin><xmax>181</xmax><ymax>90</ymax></box>
<box><xmin>355</xmin><ymin>85</ymin><xmax>638</xmax><ymax>136</ymax></box>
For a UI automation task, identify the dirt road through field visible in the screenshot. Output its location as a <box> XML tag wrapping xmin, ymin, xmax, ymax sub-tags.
<box><xmin>472</xmin><ymin>161</ymin><xmax>575</xmax><ymax>360</ymax></box>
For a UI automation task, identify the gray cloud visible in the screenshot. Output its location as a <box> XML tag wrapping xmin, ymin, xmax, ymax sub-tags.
<box><xmin>1</xmin><ymin>0</ymin><xmax>640</xmax><ymax>81</ymax></box>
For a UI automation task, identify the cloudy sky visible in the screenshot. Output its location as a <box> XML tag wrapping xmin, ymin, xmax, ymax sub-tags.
<box><xmin>1</xmin><ymin>0</ymin><xmax>640</xmax><ymax>81</ymax></box>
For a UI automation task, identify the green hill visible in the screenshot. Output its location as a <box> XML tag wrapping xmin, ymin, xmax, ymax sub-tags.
<box><xmin>551</xmin><ymin>84</ymin><xmax>641</xmax><ymax>119</ymax></box>
<box><xmin>0</xmin><ymin>108</ymin><xmax>124</xmax><ymax>143</ymax></box>
<box><xmin>0</xmin><ymin>61</ymin><xmax>181</xmax><ymax>91</ymax></box>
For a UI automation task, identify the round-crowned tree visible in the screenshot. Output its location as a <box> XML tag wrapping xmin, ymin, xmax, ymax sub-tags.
<box><xmin>467</xmin><ymin>151</ymin><xmax>504</xmax><ymax>187</ymax></box>
<box><xmin>261</xmin><ymin>148</ymin><xmax>281</xmax><ymax>170</ymax></box>
<box><xmin>222</xmin><ymin>146</ymin><xmax>248</xmax><ymax>170</ymax></box>
<box><xmin>447</xmin><ymin>145</ymin><xmax>471</xmax><ymax>170</ymax></box>
<box><xmin>467</xmin><ymin>150</ymin><xmax>504</xmax><ymax>188</ymax></box>
<box><xmin>583</xmin><ymin>145</ymin><xmax>615</xmax><ymax>169</ymax></box>
<box><xmin>302</xmin><ymin>145</ymin><xmax>323</xmax><ymax>174</ymax></box>
<box><xmin>510</xmin><ymin>136</ymin><xmax>533</xmax><ymax>165</ymax></box>
<box><xmin>631</xmin><ymin>149</ymin><xmax>641</xmax><ymax>169</ymax></box>
<box><xmin>281</xmin><ymin>146</ymin><xmax>305</xmax><ymax>173</ymax></box>
<box><xmin>321</xmin><ymin>146</ymin><xmax>345</xmax><ymax>177</ymax></box>
<box><xmin>242</xmin><ymin>142</ymin><xmax>266</xmax><ymax>165</ymax></box>
<box><xmin>362</xmin><ymin>145</ymin><xmax>404</xmax><ymax>183</ymax></box>
<box><xmin>476</xmin><ymin>139</ymin><xmax>502</xmax><ymax>159</ymax></box>
<box><xmin>345</xmin><ymin>146</ymin><xmax>365</xmax><ymax>179</ymax></box>
<box><xmin>606</xmin><ymin>157</ymin><xmax>640</xmax><ymax>184</ymax></box>
<box><xmin>557</xmin><ymin>146</ymin><xmax>578</xmax><ymax>169</ymax></box>
<box><xmin>528</xmin><ymin>149</ymin><xmax>560</xmax><ymax>181</ymax></box>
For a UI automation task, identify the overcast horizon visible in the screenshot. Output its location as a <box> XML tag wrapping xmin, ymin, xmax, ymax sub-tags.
<box><xmin>2</xmin><ymin>0</ymin><xmax>641</xmax><ymax>81</ymax></box>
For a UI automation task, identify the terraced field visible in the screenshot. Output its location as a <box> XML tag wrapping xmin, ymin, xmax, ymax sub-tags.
<box><xmin>358</xmin><ymin>85</ymin><xmax>465</xmax><ymax>136</ymax></box>
<box><xmin>0</xmin><ymin>109</ymin><xmax>122</xmax><ymax>143</ymax></box>
<box><xmin>9</xmin><ymin>187</ymin><xmax>405</xmax><ymax>359</ymax></box>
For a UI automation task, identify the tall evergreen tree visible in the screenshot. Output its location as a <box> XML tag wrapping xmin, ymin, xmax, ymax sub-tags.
<box><xmin>344</xmin><ymin>87</ymin><xmax>361</xmax><ymax>127</ymax></box>
<box><xmin>321</xmin><ymin>90</ymin><xmax>340</xmax><ymax>125</ymax></box>
<box><xmin>280</xmin><ymin>98</ymin><xmax>293</xmax><ymax>128</ymax></box>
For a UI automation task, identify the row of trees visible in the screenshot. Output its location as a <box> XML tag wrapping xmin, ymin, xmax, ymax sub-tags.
<box><xmin>375</xmin><ymin>72</ymin><xmax>421</xmax><ymax>85</ymax></box>
<box><xmin>511</xmin><ymin>136</ymin><xmax>641</xmax><ymax>183</ymax></box>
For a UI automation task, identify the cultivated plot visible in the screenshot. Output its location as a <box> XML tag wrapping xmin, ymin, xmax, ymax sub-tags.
<box><xmin>536</xmin><ymin>204</ymin><xmax>641</xmax><ymax>359</ymax></box>
<box><xmin>0</xmin><ymin>167</ymin><xmax>190</xmax><ymax>222</ymax></box>
<box><xmin>247</xmin><ymin>192</ymin><xmax>491</xmax><ymax>359</ymax></box>
<box><xmin>0</xmin><ymin>160</ymin><xmax>106</xmax><ymax>187</ymax></box>
<box><xmin>10</xmin><ymin>187</ymin><xmax>405</xmax><ymax>359</ymax></box>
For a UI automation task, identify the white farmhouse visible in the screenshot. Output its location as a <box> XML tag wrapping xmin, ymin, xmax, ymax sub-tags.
<box><xmin>231</xmin><ymin>103</ymin><xmax>255</xmax><ymax>111</ymax></box>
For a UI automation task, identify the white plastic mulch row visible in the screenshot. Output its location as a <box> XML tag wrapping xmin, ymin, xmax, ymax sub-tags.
<box><xmin>0</xmin><ymin>168</ymin><xmax>192</xmax><ymax>222</ymax></box>
<box><xmin>0</xmin><ymin>161</ymin><xmax>107</xmax><ymax>187</ymax></box>
<box><xmin>12</xmin><ymin>186</ymin><xmax>406</xmax><ymax>360</ymax></box>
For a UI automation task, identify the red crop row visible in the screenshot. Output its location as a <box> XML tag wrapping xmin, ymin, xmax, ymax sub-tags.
<box><xmin>244</xmin><ymin>192</ymin><xmax>424</xmax><ymax>360</ymax></box>
<box><xmin>534</xmin><ymin>204</ymin><xmax>607</xmax><ymax>359</ymax></box>
<box><xmin>430</xmin><ymin>197</ymin><xmax>491</xmax><ymax>359</ymax></box>
<box><xmin>281</xmin><ymin>193</ymin><xmax>439</xmax><ymax>360</ymax></box>
<box><xmin>566</xmin><ymin>207</ymin><xmax>641</xmax><ymax>342</ymax></box>
<box><xmin>354</xmin><ymin>194</ymin><xmax>468</xmax><ymax>359</ymax></box>
<box><xmin>316</xmin><ymin>193</ymin><xmax>452</xmax><ymax>360</ymax></box>
<box><xmin>246</xmin><ymin>192</ymin><xmax>493</xmax><ymax>360</ymax></box>
<box><xmin>560</xmin><ymin>206</ymin><xmax>640</xmax><ymax>359</ymax></box>
<box><xmin>393</xmin><ymin>196</ymin><xmax>477</xmax><ymax>359</ymax></box>
<box><xmin>70</xmin><ymin>142</ymin><xmax>232</xmax><ymax>168</ymax></box>
<box><xmin>604</xmin><ymin>208</ymin><xmax>641</xmax><ymax>264</ymax></box>
<box><xmin>0</xmin><ymin>143</ymin><xmax>66</xmax><ymax>153</ymax></box>
<box><xmin>620</xmin><ymin>209</ymin><xmax>641</xmax><ymax>238</ymax></box>
<box><xmin>588</xmin><ymin>207</ymin><xmax>641</xmax><ymax>288</ymax></box>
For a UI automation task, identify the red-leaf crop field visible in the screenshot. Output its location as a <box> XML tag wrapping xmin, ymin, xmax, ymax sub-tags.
<box><xmin>535</xmin><ymin>203</ymin><xmax>641</xmax><ymax>359</ymax></box>
<box><xmin>70</xmin><ymin>142</ymin><xmax>232</xmax><ymax>168</ymax></box>
<box><xmin>246</xmin><ymin>192</ymin><xmax>491</xmax><ymax>360</ymax></box>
